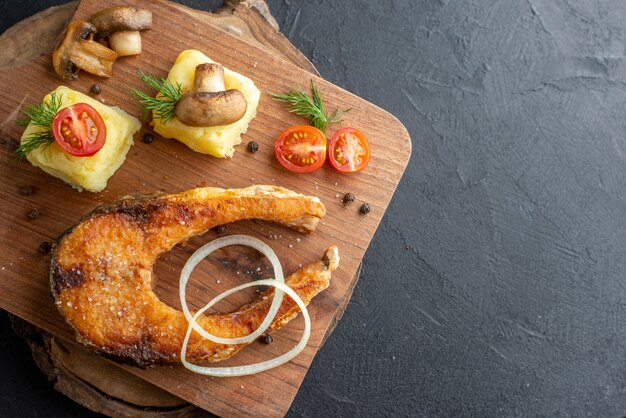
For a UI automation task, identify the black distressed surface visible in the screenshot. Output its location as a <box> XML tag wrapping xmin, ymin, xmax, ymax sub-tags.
<box><xmin>2</xmin><ymin>0</ymin><xmax>626</xmax><ymax>416</ymax></box>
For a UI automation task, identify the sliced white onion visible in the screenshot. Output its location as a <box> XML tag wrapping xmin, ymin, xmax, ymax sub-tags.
<box><xmin>179</xmin><ymin>235</ymin><xmax>284</xmax><ymax>345</ymax></box>
<box><xmin>180</xmin><ymin>279</ymin><xmax>310</xmax><ymax>377</ymax></box>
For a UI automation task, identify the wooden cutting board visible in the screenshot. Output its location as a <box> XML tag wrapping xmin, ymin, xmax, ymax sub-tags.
<box><xmin>0</xmin><ymin>0</ymin><xmax>411</xmax><ymax>416</ymax></box>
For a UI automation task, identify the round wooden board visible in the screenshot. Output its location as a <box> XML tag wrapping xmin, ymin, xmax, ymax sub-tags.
<box><xmin>2</xmin><ymin>1</ymin><xmax>360</xmax><ymax>416</ymax></box>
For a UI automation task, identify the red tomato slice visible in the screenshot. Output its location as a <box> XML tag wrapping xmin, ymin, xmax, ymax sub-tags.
<box><xmin>52</xmin><ymin>103</ymin><xmax>106</xmax><ymax>157</ymax></box>
<box><xmin>275</xmin><ymin>125</ymin><xmax>326</xmax><ymax>173</ymax></box>
<box><xmin>328</xmin><ymin>127</ymin><xmax>370</xmax><ymax>173</ymax></box>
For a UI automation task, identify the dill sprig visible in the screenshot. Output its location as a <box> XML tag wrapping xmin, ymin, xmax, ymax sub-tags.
<box><xmin>14</xmin><ymin>92</ymin><xmax>63</xmax><ymax>161</ymax></box>
<box><xmin>270</xmin><ymin>80</ymin><xmax>349</xmax><ymax>133</ymax></box>
<box><xmin>131</xmin><ymin>70</ymin><xmax>183</xmax><ymax>124</ymax></box>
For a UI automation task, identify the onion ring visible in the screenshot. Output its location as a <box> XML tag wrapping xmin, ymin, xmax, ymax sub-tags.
<box><xmin>179</xmin><ymin>235</ymin><xmax>284</xmax><ymax>345</ymax></box>
<box><xmin>180</xmin><ymin>279</ymin><xmax>310</xmax><ymax>377</ymax></box>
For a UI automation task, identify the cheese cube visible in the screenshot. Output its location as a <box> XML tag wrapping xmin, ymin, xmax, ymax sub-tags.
<box><xmin>21</xmin><ymin>86</ymin><xmax>140</xmax><ymax>192</ymax></box>
<box><xmin>152</xmin><ymin>49</ymin><xmax>261</xmax><ymax>158</ymax></box>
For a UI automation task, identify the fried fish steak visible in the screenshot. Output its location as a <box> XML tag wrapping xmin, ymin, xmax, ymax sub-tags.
<box><xmin>50</xmin><ymin>185</ymin><xmax>338</xmax><ymax>368</ymax></box>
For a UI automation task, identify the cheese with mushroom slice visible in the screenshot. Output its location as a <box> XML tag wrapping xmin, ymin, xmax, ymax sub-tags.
<box><xmin>21</xmin><ymin>86</ymin><xmax>140</xmax><ymax>192</ymax></box>
<box><xmin>152</xmin><ymin>49</ymin><xmax>261</xmax><ymax>158</ymax></box>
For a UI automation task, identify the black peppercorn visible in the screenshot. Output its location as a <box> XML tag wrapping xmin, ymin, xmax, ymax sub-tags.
<box><xmin>143</xmin><ymin>133</ymin><xmax>154</xmax><ymax>144</ymax></box>
<box><xmin>359</xmin><ymin>203</ymin><xmax>371</xmax><ymax>214</ymax></box>
<box><xmin>27</xmin><ymin>208</ymin><xmax>40</xmax><ymax>220</ymax></box>
<box><xmin>90</xmin><ymin>84</ymin><xmax>102</xmax><ymax>95</ymax></box>
<box><xmin>38</xmin><ymin>241</ymin><xmax>52</xmax><ymax>255</ymax></box>
<box><xmin>18</xmin><ymin>185</ymin><xmax>35</xmax><ymax>196</ymax></box>
<box><xmin>259</xmin><ymin>334</ymin><xmax>273</xmax><ymax>344</ymax></box>
<box><xmin>247</xmin><ymin>141</ymin><xmax>259</xmax><ymax>153</ymax></box>
<box><xmin>343</xmin><ymin>192</ymin><xmax>355</xmax><ymax>204</ymax></box>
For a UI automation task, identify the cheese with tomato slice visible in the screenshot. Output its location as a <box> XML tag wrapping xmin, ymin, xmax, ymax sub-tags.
<box><xmin>21</xmin><ymin>86</ymin><xmax>140</xmax><ymax>192</ymax></box>
<box><xmin>152</xmin><ymin>49</ymin><xmax>261</xmax><ymax>158</ymax></box>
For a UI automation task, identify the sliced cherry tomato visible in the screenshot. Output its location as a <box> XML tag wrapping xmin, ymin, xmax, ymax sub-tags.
<box><xmin>328</xmin><ymin>127</ymin><xmax>370</xmax><ymax>173</ymax></box>
<box><xmin>52</xmin><ymin>103</ymin><xmax>106</xmax><ymax>157</ymax></box>
<box><xmin>275</xmin><ymin>125</ymin><xmax>326</xmax><ymax>173</ymax></box>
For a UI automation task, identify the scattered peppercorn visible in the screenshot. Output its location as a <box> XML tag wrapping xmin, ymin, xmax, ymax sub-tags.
<box><xmin>27</xmin><ymin>208</ymin><xmax>40</xmax><ymax>220</ymax></box>
<box><xmin>359</xmin><ymin>203</ymin><xmax>371</xmax><ymax>214</ymax></box>
<box><xmin>18</xmin><ymin>185</ymin><xmax>35</xmax><ymax>196</ymax></box>
<box><xmin>143</xmin><ymin>133</ymin><xmax>154</xmax><ymax>144</ymax></box>
<box><xmin>90</xmin><ymin>84</ymin><xmax>102</xmax><ymax>95</ymax></box>
<box><xmin>343</xmin><ymin>192</ymin><xmax>355</xmax><ymax>204</ymax></box>
<box><xmin>259</xmin><ymin>334</ymin><xmax>273</xmax><ymax>344</ymax></box>
<box><xmin>247</xmin><ymin>141</ymin><xmax>259</xmax><ymax>153</ymax></box>
<box><xmin>214</xmin><ymin>224</ymin><xmax>226</xmax><ymax>235</ymax></box>
<box><xmin>38</xmin><ymin>241</ymin><xmax>52</xmax><ymax>255</ymax></box>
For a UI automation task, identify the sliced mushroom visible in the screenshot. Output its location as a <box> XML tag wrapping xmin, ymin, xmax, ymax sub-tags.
<box><xmin>175</xmin><ymin>64</ymin><xmax>248</xmax><ymax>127</ymax></box>
<box><xmin>90</xmin><ymin>7</ymin><xmax>152</xmax><ymax>57</ymax></box>
<box><xmin>90</xmin><ymin>7</ymin><xmax>153</xmax><ymax>35</ymax></box>
<box><xmin>176</xmin><ymin>91</ymin><xmax>248</xmax><ymax>127</ymax></box>
<box><xmin>52</xmin><ymin>20</ymin><xmax>117</xmax><ymax>80</ymax></box>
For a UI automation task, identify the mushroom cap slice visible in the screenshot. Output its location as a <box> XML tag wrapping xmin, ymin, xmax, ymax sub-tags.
<box><xmin>175</xmin><ymin>90</ymin><xmax>248</xmax><ymax>127</ymax></box>
<box><xmin>52</xmin><ymin>20</ymin><xmax>117</xmax><ymax>80</ymax></box>
<box><xmin>90</xmin><ymin>6</ymin><xmax>153</xmax><ymax>35</ymax></box>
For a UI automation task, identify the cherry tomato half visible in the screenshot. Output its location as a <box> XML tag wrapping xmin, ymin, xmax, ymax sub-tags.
<box><xmin>52</xmin><ymin>103</ymin><xmax>106</xmax><ymax>157</ymax></box>
<box><xmin>275</xmin><ymin>125</ymin><xmax>326</xmax><ymax>173</ymax></box>
<box><xmin>328</xmin><ymin>127</ymin><xmax>371</xmax><ymax>173</ymax></box>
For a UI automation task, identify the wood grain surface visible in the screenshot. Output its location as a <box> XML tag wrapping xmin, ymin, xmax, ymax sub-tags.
<box><xmin>0</xmin><ymin>0</ymin><xmax>410</xmax><ymax>416</ymax></box>
<box><xmin>3</xmin><ymin>1</ymin><xmax>330</xmax><ymax>416</ymax></box>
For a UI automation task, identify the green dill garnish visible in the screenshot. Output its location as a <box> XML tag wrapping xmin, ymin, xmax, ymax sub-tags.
<box><xmin>270</xmin><ymin>80</ymin><xmax>349</xmax><ymax>134</ymax></box>
<box><xmin>131</xmin><ymin>70</ymin><xmax>183</xmax><ymax>124</ymax></box>
<box><xmin>14</xmin><ymin>92</ymin><xmax>63</xmax><ymax>161</ymax></box>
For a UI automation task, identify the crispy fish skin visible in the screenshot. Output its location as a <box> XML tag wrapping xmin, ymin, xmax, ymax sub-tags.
<box><xmin>50</xmin><ymin>185</ymin><xmax>336</xmax><ymax>368</ymax></box>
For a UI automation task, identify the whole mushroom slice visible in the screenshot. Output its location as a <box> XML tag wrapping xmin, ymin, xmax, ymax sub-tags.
<box><xmin>175</xmin><ymin>63</ymin><xmax>248</xmax><ymax>127</ymax></box>
<box><xmin>52</xmin><ymin>20</ymin><xmax>117</xmax><ymax>80</ymax></box>
<box><xmin>90</xmin><ymin>7</ymin><xmax>152</xmax><ymax>57</ymax></box>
